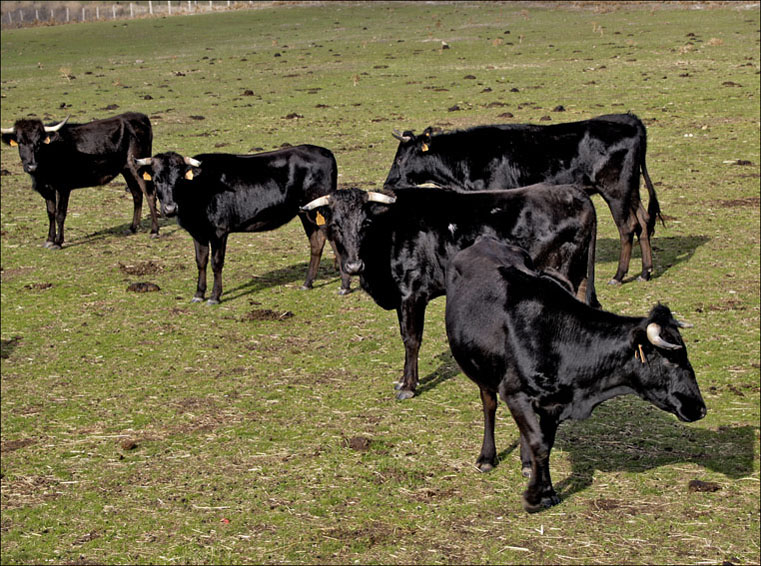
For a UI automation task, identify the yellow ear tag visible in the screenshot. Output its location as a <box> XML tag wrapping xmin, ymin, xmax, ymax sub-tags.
<box><xmin>44</xmin><ymin>136</ymin><xmax>51</xmax><ymax>144</ymax></box>
<box><xmin>142</xmin><ymin>172</ymin><xmax>152</xmax><ymax>181</ymax></box>
<box><xmin>185</xmin><ymin>169</ymin><xmax>194</xmax><ymax>180</ymax></box>
<box><xmin>316</xmin><ymin>212</ymin><xmax>326</xmax><ymax>226</ymax></box>
<box><xmin>421</xmin><ymin>143</ymin><xmax>429</xmax><ymax>152</ymax></box>
<box><xmin>9</xmin><ymin>139</ymin><xmax>18</xmax><ymax>147</ymax></box>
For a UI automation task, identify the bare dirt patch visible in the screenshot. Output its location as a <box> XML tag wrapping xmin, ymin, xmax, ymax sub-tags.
<box><xmin>240</xmin><ymin>309</ymin><xmax>294</xmax><ymax>322</ymax></box>
<box><xmin>119</xmin><ymin>261</ymin><xmax>164</xmax><ymax>276</ymax></box>
<box><xmin>1</xmin><ymin>438</ymin><xmax>36</xmax><ymax>453</ymax></box>
<box><xmin>126</xmin><ymin>282</ymin><xmax>161</xmax><ymax>293</ymax></box>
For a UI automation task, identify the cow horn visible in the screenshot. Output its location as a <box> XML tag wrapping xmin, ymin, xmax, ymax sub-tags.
<box><xmin>301</xmin><ymin>195</ymin><xmax>332</xmax><ymax>211</ymax></box>
<box><xmin>184</xmin><ymin>156</ymin><xmax>202</xmax><ymax>167</ymax></box>
<box><xmin>134</xmin><ymin>157</ymin><xmax>153</xmax><ymax>167</ymax></box>
<box><xmin>0</xmin><ymin>126</ymin><xmax>14</xmax><ymax>134</ymax></box>
<box><xmin>392</xmin><ymin>129</ymin><xmax>412</xmax><ymax>143</ymax></box>
<box><xmin>646</xmin><ymin>323</ymin><xmax>682</xmax><ymax>350</ymax></box>
<box><xmin>44</xmin><ymin>115</ymin><xmax>70</xmax><ymax>133</ymax></box>
<box><xmin>366</xmin><ymin>192</ymin><xmax>396</xmax><ymax>204</ymax></box>
<box><xmin>675</xmin><ymin>319</ymin><xmax>693</xmax><ymax>329</ymax></box>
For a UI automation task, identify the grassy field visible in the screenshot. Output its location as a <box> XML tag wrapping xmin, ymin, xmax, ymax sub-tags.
<box><xmin>1</xmin><ymin>2</ymin><xmax>759</xmax><ymax>564</ymax></box>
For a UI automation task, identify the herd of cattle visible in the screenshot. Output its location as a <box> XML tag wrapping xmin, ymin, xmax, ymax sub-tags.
<box><xmin>1</xmin><ymin>111</ymin><xmax>706</xmax><ymax>512</ymax></box>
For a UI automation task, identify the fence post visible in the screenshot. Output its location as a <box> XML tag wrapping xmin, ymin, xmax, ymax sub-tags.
<box><xmin>96</xmin><ymin>6</ymin><xmax>100</xmax><ymax>20</ymax></box>
<box><xmin>82</xmin><ymin>7</ymin><xmax>86</xmax><ymax>21</ymax></box>
<box><xmin>113</xmin><ymin>5</ymin><xmax>117</xmax><ymax>19</ymax></box>
<box><xmin>149</xmin><ymin>1</ymin><xmax>153</xmax><ymax>15</ymax></box>
<box><xmin>66</xmin><ymin>7</ymin><xmax>70</xmax><ymax>22</ymax></box>
<box><xmin>19</xmin><ymin>10</ymin><xmax>23</xmax><ymax>22</ymax></box>
<box><xmin>35</xmin><ymin>9</ymin><xmax>39</xmax><ymax>21</ymax></box>
<box><xmin>130</xmin><ymin>3</ymin><xmax>134</xmax><ymax>18</ymax></box>
<box><xmin>7</xmin><ymin>12</ymin><xmax>11</xmax><ymax>24</ymax></box>
<box><xmin>168</xmin><ymin>1</ymin><xmax>172</xmax><ymax>16</ymax></box>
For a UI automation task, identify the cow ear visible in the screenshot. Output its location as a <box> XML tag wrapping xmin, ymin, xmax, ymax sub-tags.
<box><xmin>301</xmin><ymin>207</ymin><xmax>331</xmax><ymax>227</ymax></box>
<box><xmin>185</xmin><ymin>166</ymin><xmax>201</xmax><ymax>180</ymax></box>
<box><xmin>43</xmin><ymin>132</ymin><xmax>60</xmax><ymax>144</ymax></box>
<box><xmin>420</xmin><ymin>127</ymin><xmax>434</xmax><ymax>152</ymax></box>
<box><xmin>2</xmin><ymin>133</ymin><xmax>17</xmax><ymax>146</ymax></box>
<box><xmin>628</xmin><ymin>325</ymin><xmax>647</xmax><ymax>349</ymax></box>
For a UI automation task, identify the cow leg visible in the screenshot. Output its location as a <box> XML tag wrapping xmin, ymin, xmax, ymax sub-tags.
<box><xmin>207</xmin><ymin>234</ymin><xmax>228</xmax><ymax>305</ymax></box>
<box><xmin>329</xmin><ymin>238</ymin><xmax>352</xmax><ymax>295</ymax></box>
<box><xmin>123</xmin><ymin>169</ymin><xmax>160</xmax><ymax>238</ymax></box>
<box><xmin>502</xmin><ymin>392</ymin><xmax>560</xmax><ymax>512</ymax></box>
<box><xmin>124</xmin><ymin>178</ymin><xmax>144</xmax><ymax>235</ymax></box>
<box><xmin>298</xmin><ymin>216</ymin><xmax>326</xmax><ymax>291</ymax></box>
<box><xmin>635</xmin><ymin>203</ymin><xmax>654</xmax><ymax>281</ymax></box>
<box><xmin>43</xmin><ymin>197</ymin><xmax>57</xmax><ymax>248</ymax></box>
<box><xmin>50</xmin><ymin>190</ymin><xmax>70</xmax><ymax>249</ymax></box>
<box><xmin>519</xmin><ymin>433</ymin><xmax>532</xmax><ymax>478</ymax></box>
<box><xmin>395</xmin><ymin>297</ymin><xmax>427</xmax><ymax>400</ymax></box>
<box><xmin>606</xmin><ymin>203</ymin><xmax>639</xmax><ymax>285</ymax></box>
<box><xmin>476</xmin><ymin>387</ymin><xmax>499</xmax><ymax>472</ymax></box>
<box><xmin>192</xmin><ymin>239</ymin><xmax>210</xmax><ymax>303</ymax></box>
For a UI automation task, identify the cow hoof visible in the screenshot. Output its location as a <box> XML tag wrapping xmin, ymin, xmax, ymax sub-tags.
<box><xmin>636</xmin><ymin>274</ymin><xmax>649</xmax><ymax>282</ymax></box>
<box><xmin>338</xmin><ymin>287</ymin><xmax>352</xmax><ymax>296</ymax></box>
<box><xmin>300</xmin><ymin>284</ymin><xmax>313</xmax><ymax>291</ymax></box>
<box><xmin>522</xmin><ymin>493</ymin><xmax>560</xmax><ymax>513</ymax></box>
<box><xmin>206</xmin><ymin>299</ymin><xmax>220</xmax><ymax>306</ymax></box>
<box><xmin>150</xmin><ymin>233</ymin><xmax>160</xmax><ymax>239</ymax></box>
<box><xmin>191</xmin><ymin>297</ymin><xmax>204</xmax><ymax>303</ymax></box>
<box><xmin>43</xmin><ymin>241</ymin><xmax>55</xmax><ymax>249</ymax></box>
<box><xmin>476</xmin><ymin>461</ymin><xmax>495</xmax><ymax>473</ymax></box>
<box><xmin>607</xmin><ymin>278</ymin><xmax>622</xmax><ymax>286</ymax></box>
<box><xmin>49</xmin><ymin>243</ymin><xmax>62</xmax><ymax>250</ymax></box>
<box><xmin>395</xmin><ymin>389</ymin><xmax>415</xmax><ymax>401</ymax></box>
<box><xmin>521</xmin><ymin>466</ymin><xmax>532</xmax><ymax>478</ymax></box>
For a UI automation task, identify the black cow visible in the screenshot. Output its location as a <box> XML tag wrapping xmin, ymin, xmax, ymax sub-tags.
<box><xmin>445</xmin><ymin>237</ymin><xmax>706</xmax><ymax>513</ymax></box>
<box><xmin>385</xmin><ymin>113</ymin><xmax>661</xmax><ymax>285</ymax></box>
<box><xmin>135</xmin><ymin>146</ymin><xmax>349</xmax><ymax>304</ymax></box>
<box><xmin>1</xmin><ymin>113</ymin><xmax>159</xmax><ymax>249</ymax></box>
<box><xmin>301</xmin><ymin>184</ymin><xmax>597</xmax><ymax>399</ymax></box>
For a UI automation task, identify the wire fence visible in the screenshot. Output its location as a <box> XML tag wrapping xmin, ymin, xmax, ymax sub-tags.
<box><xmin>1</xmin><ymin>1</ymin><xmax>273</xmax><ymax>28</ymax></box>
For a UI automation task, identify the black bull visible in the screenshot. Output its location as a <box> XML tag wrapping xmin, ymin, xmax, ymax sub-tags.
<box><xmin>445</xmin><ymin>237</ymin><xmax>706</xmax><ymax>512</ymax></box>
<box><xmin>1</xmin><ymin>112</ymin><xmax>159</xmax><ymax>248</ymax></box>
<box><xmin>301</xmin><ymin>184</ymin><xmax>597</xmax><ymax>400</ymax></box>
<box><xmin>384</xmin><ymin>113</ymin><xmax>661</xmax><ymax>285</ymax></box>
<box><xmin>135</xmin><ymin>146</ymin><xmax>350</xmax><ymax>304</ymax></box>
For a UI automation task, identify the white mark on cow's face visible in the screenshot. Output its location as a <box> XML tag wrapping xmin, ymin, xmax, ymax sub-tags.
<box><xmin>491</xmin><ymin>207</ymin><xmax>502</xmax><ymax>215</ymax></box>
<box><xmin>448</xmin><ymin>223</ymin><xmax>457</xmax><ymax>236</ymax></box>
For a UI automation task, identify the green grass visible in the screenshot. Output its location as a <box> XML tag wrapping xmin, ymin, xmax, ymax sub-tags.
<box><xmin>1</xmin><ymin>2</ymin><xmax>759</xmax><ymax>564</ymax></box>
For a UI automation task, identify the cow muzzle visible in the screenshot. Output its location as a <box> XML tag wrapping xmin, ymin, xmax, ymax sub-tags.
<box><xmin>24</xmin><ymin>163</ymin><xmax>38</xmax><ymax>173</ymax></box>
<box><xmin>344</xmin><ymin>260</ymin><xmax>365</xmax><ymax>275</ymax></box>
<box><xmin>163</xmin><ymin>203</ymin><xmax>178</xmax><ymax>217</ymax></box>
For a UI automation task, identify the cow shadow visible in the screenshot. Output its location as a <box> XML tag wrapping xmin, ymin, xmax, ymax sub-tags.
<box><xmin>493</xmin><ymin>399</ymin><xmax>757</xmax><ymax>503</ymax></box>
<box><xmin>416</xmin><ymin>351</ymin><xmax>462</xmax><ymax>396</ymax></box>
<box><xmin>64</xmin><ymin>218</ymin><xmax>178</xmax><ymax>248</ymax></box>
<box><xmin>595</xmin><ymin>235</ymin><xmax>710</xmax><ymax>282</ymax></box>
<box><xmin>221</xmin><ymin>262</ymin><xmax>346</xmax><ymax>303</ymax></box>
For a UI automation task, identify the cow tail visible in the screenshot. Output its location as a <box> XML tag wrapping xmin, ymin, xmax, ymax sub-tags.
<box><xmin>641</xmin><ymin>154</ymin><xmax>662</xmax><ymax>236</ymax></box>
<box><xmin>635</xmin><ymin>116</ymin><xmax>663</xmax><ymax>236</ymax></box>
<box><xmin>586</xmin><ymin>210</ymin><xmax>599</xmax><ymax>308</ymax></box>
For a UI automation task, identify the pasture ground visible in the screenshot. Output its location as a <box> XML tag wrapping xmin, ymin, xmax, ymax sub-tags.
<box><xmin>1</xmin><ymin>2</ymin><xmax>759</xmax><ymax>564</ymax></box>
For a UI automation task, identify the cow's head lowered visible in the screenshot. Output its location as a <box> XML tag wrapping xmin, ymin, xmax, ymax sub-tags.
<box><xmin>1</xmin><ymin>116</ymin><xmax>69</xmax><ymax>174</ymax></box>
<box><xmin>384</xmin><ymin>127</ymin><xmax>441</xmax><ymax>188</ymax></box>
<box><xmin>134</xmin><ymin>152</ymin><xmax>201</xmax><ymax>217</ymax></box>
<box><xmin>630</xmin><ymin>304</ymin><xmax>706</xmax><ymax>423</ymax></box>
<box><xmin>301</xmin><ymin>188</ymin><xmax>396</xmax><ymax>275</ymax></box>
